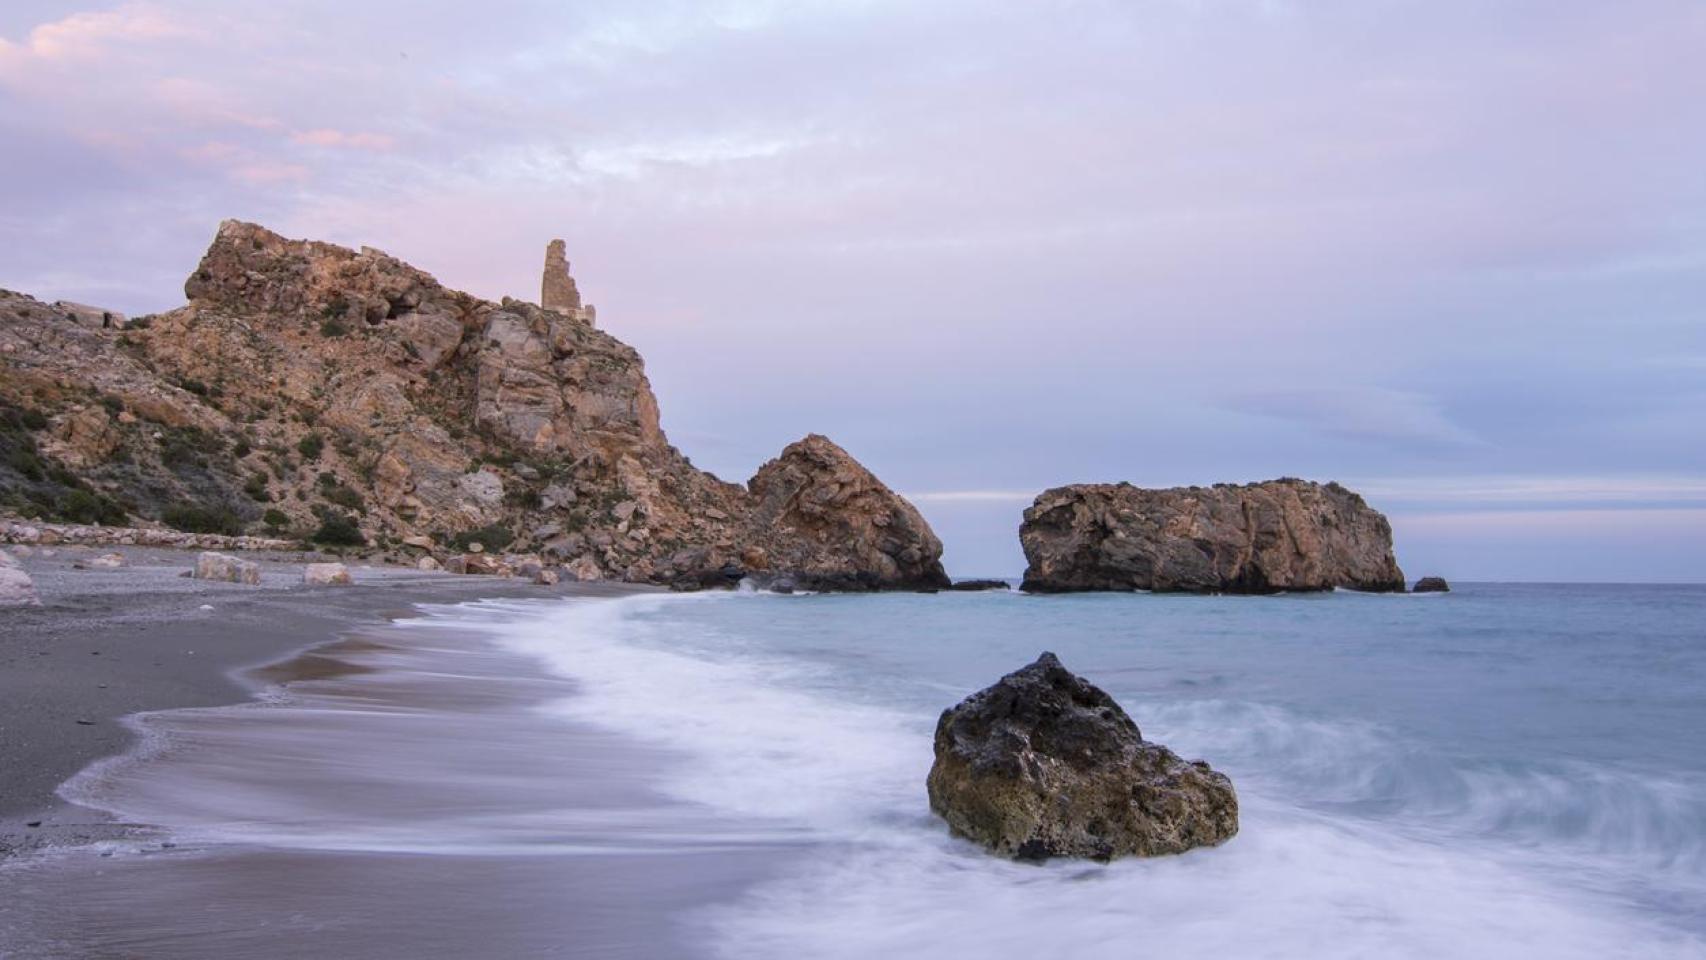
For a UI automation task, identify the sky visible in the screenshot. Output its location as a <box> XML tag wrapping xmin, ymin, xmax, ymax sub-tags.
<box><xmin>2</xmin><ymin>0</ymin><xmax>1703</xmax><ymax>581</ymax></box>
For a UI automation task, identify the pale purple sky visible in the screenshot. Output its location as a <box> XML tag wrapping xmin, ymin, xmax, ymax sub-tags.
<box><xmin>4</xmin><ymin>1</ymin><xmax>1704</xmax><ymax>580</ymax></box>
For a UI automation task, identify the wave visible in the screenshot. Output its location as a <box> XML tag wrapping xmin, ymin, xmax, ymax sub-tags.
<box><xmin>1139</xmin><ymin>699</ymin><xmax>1706</xmax><ymax>878</ymax></box>
<box><xmin>462</xmin><ymin>593</ymin><xmax>1705</xmax><ymax>959</ymax></box>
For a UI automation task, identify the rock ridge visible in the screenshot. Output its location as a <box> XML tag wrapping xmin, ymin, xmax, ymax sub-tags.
<box><xmin>0</xmin><ymin>221</ymin><xmax>947</xmax><ymax>591</ymax></box>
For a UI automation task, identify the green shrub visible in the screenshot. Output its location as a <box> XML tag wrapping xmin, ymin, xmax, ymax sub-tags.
<box><xmin>262</xmin><ymin>508</ymin><xmax>290</xmax><ymax>530</ymax></box>
<box><xmin>244</xmin><ymin>473</ymin><xmax>270</xmax><ymax>501</ymax></box>
<box><xmin>319</xmin><ymin>318</ymin><xmax>349</xmax><ymax>337</ymax></box>
<box><xmin>99</xmin><ymin>395</ymin><xmax>124</xmax><ymax>415</ymax></box>
<box><xmin>297</xmin><ymin>433</ymin><xmax>325</xmax><ymax>460</ymax></box>
<box><xmin>20</xmin><ymin>409</ymin><xmax>48</xmax><ymax>431</ymax></box>
<box><xmin>57</xmin><ymin>489</ymin><xmax>127</xmax><ymax>526</ymax></box>
<box><xmin>232</xmin><ymin>437</ymin><xmax>251</xmax><ymax>458</ymax></box>
<box><xmin>311</xmin><ymin>513</ymin><xmax>365</xmax><ymax>546</ymax></box>
<box><xmin>161</xmin><ymin>503</ymin><xmax>243</xmax><ymax>535</ymax></box>
<box><xmin>323</xmin><ymin>484</ymin><xmax>365</xmax><ymax>512</ymax></box>
<box><xmin>449</xmin><ymin>524</ymin><xmax>514</xmax><ymax>553</ymax></box>
<box><xmin>5</xmin><ymin>443</ymin><xmax>45</xmax><ymax>481</ymax></box>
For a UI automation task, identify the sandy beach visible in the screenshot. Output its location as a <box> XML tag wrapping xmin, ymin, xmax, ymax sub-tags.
<box><xmin>0</xmin><ymin>546</ymin><xmax>819</xmax><ymax>958</ymax></box>
<box><xmin>0</xmin><ymin>545</ymin><xmax>647</xmax><ymax>857</ymax></box>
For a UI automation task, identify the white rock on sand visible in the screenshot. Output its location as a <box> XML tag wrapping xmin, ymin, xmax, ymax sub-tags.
<box><xmin>564</xmin><ymin>555</ymin><xmax>603</xmax><ymax>582</ymax></box>
<box><xmin>89</xmin><ymin>552</ymin><xmax>126</xmax><ymax>568</ymax></box>
<box><xmin>0</xmin><ymin>552</ymin><xmax>40</xmax><ymax>603</ymax></box>
<box><xmin>303</xmin><ymin>562</ymin><xmax>353</xmax><ymax>586</ymax></box>
<box><xmin>194</xmin><ymin>551</ymin><xmax>261</xmax><ymax>585</ymax></box>
<box><xmin>416</xmin><ymin>556</ymin><xmax>442</xmax><ymax>572</ymax></box>
<box><xmin>0</xmin><ymin>557</ymin><xmax>41</xmax><ymax>606</ymax></box>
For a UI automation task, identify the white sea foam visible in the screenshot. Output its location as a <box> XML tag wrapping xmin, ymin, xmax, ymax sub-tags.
<box><xmin>462</xmin><ymin>593</ymin><xmax>1705</xmax><ymax>960</ymax></box>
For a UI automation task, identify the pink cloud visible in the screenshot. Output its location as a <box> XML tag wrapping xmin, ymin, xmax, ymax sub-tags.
<box><xmin>290</xmin><ymin>128</ymin><xmax>397</xmax><ymax>151</ymax></box>
<box><xmin>151</xmin><ymin>76</ymin><xmax>280</xmax><ymax>130</ymax></box>
<box><xmin>231</xmin><ymin>161</ymin><xmax>310</xmax><ymax>185</ymax></box>
<box><xmin>0</xmin><ymin>3</ymin><xmax>189</xmax><ymax>69</ymax></box>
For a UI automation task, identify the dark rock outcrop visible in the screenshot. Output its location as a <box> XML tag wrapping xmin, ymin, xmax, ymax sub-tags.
<box><xmin>947</xmin><ymin>579</ymin><xmax>1011</xmax><ymax>591</ymax></box>
<box><xmin>1413</xmin><ymin>576</ymin><xmax>1450</xmax><ymax>593</ymax></box>
<box><xmin>1020</xmin><ymin>479</ymin><xmax>1405</xmax><ymax>594</ymax></box>
<box><xmin>0</xmin><ymin>221</ymin><xmax>947</xmax><ymax>591</ymax></box>
<box><xmin>927</xmin><ymin>652</ymin><xmax>1237</xmax><ymax>861</ymax></box>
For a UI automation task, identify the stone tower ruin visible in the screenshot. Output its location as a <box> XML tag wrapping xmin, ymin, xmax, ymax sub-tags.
<box><xmin>541</xmin><ymin>239</ymin><xmax>596</xmax><ymax>324</ymax></box>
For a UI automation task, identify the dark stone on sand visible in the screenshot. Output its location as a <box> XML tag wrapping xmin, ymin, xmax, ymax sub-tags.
<box><xmin>1413</xmin><ymin>576</ymin><xmax>1450</xmax><ymax>593</ymax></box>
<box><xmin>947</xmin><ymin>579</ymin><xmax>1011</xmax><ymax>591</ymax></box>
<box><xmin>926</xmin><ymin>652</ymin><xmax>1238</xmax><ymax>861</ymax></box>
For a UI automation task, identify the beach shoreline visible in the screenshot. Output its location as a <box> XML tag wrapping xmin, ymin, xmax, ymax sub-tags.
<box><xmin>0</xmin><ymin>543</ymin><xmax>654</xmax><ymax>859</ymax></box>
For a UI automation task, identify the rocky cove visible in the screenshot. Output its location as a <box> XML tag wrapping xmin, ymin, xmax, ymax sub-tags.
<box><xmin>2</xmin><ymin>221</ymin><xmax>1436</xmax><ymax>600</ymax></box>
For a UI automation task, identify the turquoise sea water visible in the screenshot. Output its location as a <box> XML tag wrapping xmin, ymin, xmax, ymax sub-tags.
<box><xmin>492</xmin><ymin>583</ymin><xmax>1706</xmax><ymax>958</ymax></box>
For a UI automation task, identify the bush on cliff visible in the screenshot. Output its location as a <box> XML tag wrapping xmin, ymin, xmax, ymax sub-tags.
<box><xmin>162</xmin><ymin>503</ymin><xmax>244</xmax><ymax>536</ymax></box>
<box><xmin>57</xmin><ymin>489</ymin><xmax>128</xmax><ymax>526</ymax></box>
<box><xmin>449</xmin><ymin>524</ymin><xmax>514</xmax><ymax>553</ymax></box>
<box><xmin>311</xmin><ymin>512</ymin><xmax>365</xmax><ymax>546</ymax></box>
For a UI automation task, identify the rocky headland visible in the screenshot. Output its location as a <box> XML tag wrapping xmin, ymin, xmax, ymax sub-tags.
<box><xmin>1020</xmin><ymin>479</ymin><xmax>1405</xmax><ymax>594</ymax></box>
<box><xmin>0</xmin><ymin>221</ymin><xmax>947</xmax><ymax>591</ymax></box>
<box><xmin>927</xmin><ymin>652</ymin><xmax>1238</xmax><ymax>861</ymax></box>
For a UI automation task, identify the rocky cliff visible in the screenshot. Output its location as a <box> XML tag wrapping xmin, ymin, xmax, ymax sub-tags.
<box><xmin>0</xmin><ymin>221</ymin><xmax>948</xmax><ymax>590</ymax></box>
<box><xmin>1019</xmin><ymin>479</ymin><xmax>1404</xmax><ymax>594</ymax></box>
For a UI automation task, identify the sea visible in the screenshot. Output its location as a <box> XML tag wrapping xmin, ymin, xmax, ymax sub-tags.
<box><xmin>3</xmin><ymin>583</ymin><xmax>1703</xmax><ymax>958</ymax></box>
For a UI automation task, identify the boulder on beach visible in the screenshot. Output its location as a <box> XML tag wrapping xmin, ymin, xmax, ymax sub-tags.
<box><xmin>447</xmin><ymin>552</ymin><xmax>512</xmax><ymax>577</ymax></box>
<box><xmin>0</xmin><ymin>552</ymin><xmax>41</xmax><ymax>606</ymax></box>
<box><xmin>194</xmin><ymin>551</ymin><xmax>261</xmax><ymax>585</ymax></box>
<box><xmin>1020</xmin><ymin>479</ymin><xmax>1405</xmax><ymax>594</ymax></box>
<box><xmin>303</xmin><ymin>562</ymin><xmax>352</xmax><ymax>586</ymax></box>
<box><xmin>927</xmin><ymin>652</ymin><xmax>1238</xmax><ymax>861</ymax></box>
<box><xmin>89</xmin><ymin>552</ymin><xmax>127</xmax><ymax>568</ymax></box>
<box><xmin>563</xmin><ymin>555</ymin><xmax>603</xmax><ymax>582</ymax></box>
<box><xmin>1413</xmin><ymin>576</ymin><xmax>1450</xmax><ymax>593</ymax></box>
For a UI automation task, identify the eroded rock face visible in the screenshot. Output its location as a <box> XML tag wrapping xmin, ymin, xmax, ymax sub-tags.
<box><xmin>743</xmin><ymin>435</ymin><xmax>950</xmax><ymax>592</ymax></box>
<box><xmin>927</xmin><ymin>652</ymin><xmax>1238</xmax><ymax>861</ymax></box>
<box><xmin>0</xmin><ymin>223</ymin><xmax>946</xmax><ymax>592</ymax></box>
<box><xmin>1413</xmin><ymin>576</ymin><xmax>1450</xmax><ymax>593</ymax></box>
<box><xmin>1020</xmin><ymin>480</ymin><xmax>1405</xmax><ymax>594</ymax></box>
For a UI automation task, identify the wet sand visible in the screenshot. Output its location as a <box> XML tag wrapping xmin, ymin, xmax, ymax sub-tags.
<box><xmin>0</xmin><ymin>545</ymin><xmax>647</xmax><ymax>853</ymax></box>
<box><xmin>0</xmin><ymin>546</ymin><xmax>798</xmax><ymax>958</ymax></box>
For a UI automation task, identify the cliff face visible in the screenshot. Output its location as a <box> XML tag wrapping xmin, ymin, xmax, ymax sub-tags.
<box><xmin>0</xmin><ymin>220</ymin><xmax>947</xmax><ymax>590</ymax></box>
<box><xmin>1019</xmin><ymin>479</ymin><xmax>1404</xmax><ymax>594</ymax></box>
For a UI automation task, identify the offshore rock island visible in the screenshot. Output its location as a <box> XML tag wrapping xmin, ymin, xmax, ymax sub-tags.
<box><xmin>1020</xmin><ymin>479</ymin><xmax>1406</xmax><ymax>594</ymax></box>
<box><xmin>0</xmin><ymin>221</ymin><xmax>948</xmax><ymax>592</ymax></box>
